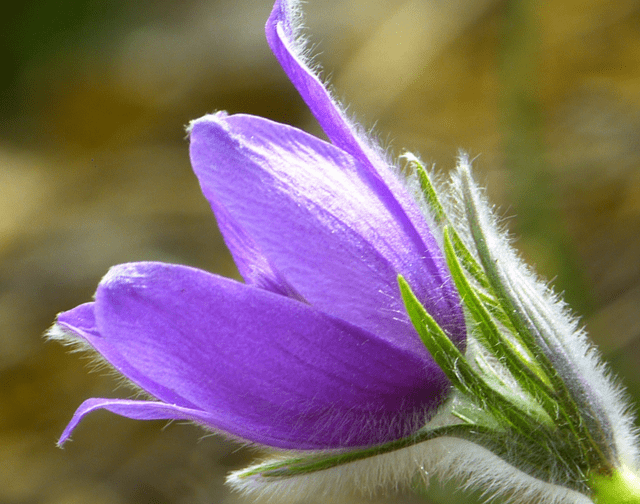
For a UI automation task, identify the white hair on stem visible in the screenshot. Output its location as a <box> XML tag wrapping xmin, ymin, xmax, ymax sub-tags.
<box><xmin>446</xmin><ymin>154</ymin><xmax>640</xmax><ymax>472</ymax></box>
<box><xmin>228</xmin><ymin>154</ymin><xmax>640</xmax><ymax>503</ymax></box>
<box><xmin>227</xmin><ymin>436</ymin><xmax>594</xmax><ymax>504</ymax></box>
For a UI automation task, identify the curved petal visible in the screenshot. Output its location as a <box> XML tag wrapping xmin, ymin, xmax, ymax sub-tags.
<box><xmin>265</xmin><ymin>1</ymin><xmax>451</xmax><ymax>294</ymax></box>
<box><xmin>58</xmin><ymin>398</ymin><xmax>225</xmax><ymax>445</ymax></box>
<box><xmin>56</xmin><ymin>262</ymin><xmax>450</xmax><ymax>449</ymax></box>
<box><xmin>189</xmin><ymin>113</ymin><xmax>465</xmax><ymax>353</ymax></box>
<box><xmin>266</xmin><ymin>0</ymin><xmax>361</xmax><ymax>160</ymax></box>
<box><xmin>196</xmin><ymin>191</ymin><xmax>305</xmax><ymax>301</ymax></box>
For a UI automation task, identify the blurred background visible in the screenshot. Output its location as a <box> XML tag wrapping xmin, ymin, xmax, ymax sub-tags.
<box><xmin>1</xmin><ymin>0</ymin><xmax>640</xmax><ymax>502</ymax></box>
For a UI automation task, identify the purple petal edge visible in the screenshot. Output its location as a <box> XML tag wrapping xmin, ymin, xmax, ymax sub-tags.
<box><xmin>57</xmin><ymin>262</ymin><xmax>451</xmax><ymax>449</ymax></box>
<box><xmin>265</xmin><ymin>0</ymin><xmax>466</xmax><ymax>345</ymax></box>
<box><xmin>191</xmin><ymin>113</ymin><xmax>440</xmax><ymax>354</ymax></box>
<box><xmin>266</xmin><ymin>0</ymin><xmax>361</xmax><ymax>160</ymax></box>
<box><xmin>58</xmin><ymin>398</ymin><xmax>220</xmax><ymax>446</ymax></box>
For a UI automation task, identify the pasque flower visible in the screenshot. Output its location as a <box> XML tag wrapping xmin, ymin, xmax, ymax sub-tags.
<box><xmin>50</xmin><ymin>0</ymin><xmax>465</xmax><ymax>453</ymax></box>
<box><xmin>50</xmin><ymin>0</ymin><xmax>640</xmax><ymax>502</ymax></box>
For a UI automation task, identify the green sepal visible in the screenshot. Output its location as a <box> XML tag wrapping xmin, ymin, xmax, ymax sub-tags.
<box><xmin>402</xmin><ymin>153</ymin><xmax>494</xmax><ymax>292</ymax></box>
<box><xmin>447</xmin><ymin>226</ymin><xmax>493</xmax><ymax>292</ymax></box>
<box><xmin>235</xmin><ymin>423</ymin><xmax>490</xmax><ymax>481</ymax></box>
<box><xmin>442</xmin><ymin>225</ymin><xmax>555</xmax><ymax>425</ymax></box>
<box><xmin>398</xmin><ymin>275</ymin><xmax>540</xmax><ymax>438</ymax></box>
<box><xmin>234</xmin><ymin>420</ymin><xmax>565</xmax><ymax>486</ymax></box>
<box><xmin>401</xmin><ymin>153</ymin><xmax>447</xmax><ymax>224</ymax></box>
<box><xmin>457</xmin><ymin>168</ymin><xmax>612</xmax><ymax>470</ymax></box>
<box><xmin>449</xmin><ymin>394</ymin><xmax>500</xmax><ymax>428</ymax></box>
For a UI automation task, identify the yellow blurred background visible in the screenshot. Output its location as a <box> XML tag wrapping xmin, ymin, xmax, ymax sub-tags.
<box><xmin>1</xmin><ymin>0</ymin><xmax>639</xmax><ymax>503</ymax></box>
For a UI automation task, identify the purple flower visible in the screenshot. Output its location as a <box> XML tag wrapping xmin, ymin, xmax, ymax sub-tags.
<box><xmin>51</xmin><ymin>0</ymin><xmax>465</xmax><ymax>451</ymax></box>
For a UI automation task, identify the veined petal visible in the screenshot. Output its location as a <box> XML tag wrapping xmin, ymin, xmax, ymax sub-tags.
<box><xmin>266</xmin><ymin>0</ymin><xmax>394</xmax><ymax>179</ymax></box>
<box><xmin>189</xmin><ymin>113</ymin><xmax>464</xmax><ymax>355</ymax></box>
<box><xmin>56</xmin><ymin>262</ymin><xmax>449</xmax><ymax>449</ymax></box>
<box><xmin>265</xmin><ymin>0</ymin><xmax>450</xmax><ymax>296</ymax></box>
<box><xmin>266</xmin><ymin>0</ymin><xmax>361</xmax><ymax>160</ymax></box>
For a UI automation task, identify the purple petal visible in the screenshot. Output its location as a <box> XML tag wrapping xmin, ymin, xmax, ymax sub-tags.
<box><xmin>266</xmin><ymin>0</ymin><xmax>362</xmax><ymax>160</ymax></box>
<box><xmin>57</xmin><ymin>262</ymin><xmax>449</xmax><ymax>449</ymax></box>
<box><xmin>193</xmin><ymin>186</ymin><xmax>305</xmax><ymax>301</ymax></box>
<box><xmin>265</xmin><ymin>1</ymin><xmax>449</xmax><ymax>287</ymax></box>
<box><xmin>58</xmin><ymin>398</ymin><xmax>229</xmax><ymax>446</ymax></box>
<box><xmin>189</xmin><ymin>113</ymin><xmax>464</xmax><ymax>354</ymax></box>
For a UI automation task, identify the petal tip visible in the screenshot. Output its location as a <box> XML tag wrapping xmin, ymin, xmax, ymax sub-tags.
<box><xmin>266</xmin><ymin>0</ymin><xmax>306</xmax><ymax>68</ymax></box>
<box><xmin>186</xmin><ymin>111</ymin><xmax>229</xmax><ymax>136</ymax></box>
<box><xmin>57</xmin><ymin>404</ymin><xmax>89</xmax><ymax>447</ymax></box>
<box><xmin>56</xmin><ymin>433</ymin><xmax>71</xmax><ymax>448</ymax></box>
<box><xmin>47</xmin><ymin>302</ymin><xmax>98</xmax><ymax>347</ymax></box>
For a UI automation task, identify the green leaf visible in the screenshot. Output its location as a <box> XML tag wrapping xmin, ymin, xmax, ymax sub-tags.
<box><xmin>457</xmin><ymin>167</ymin><xmax>610</xmax><ymax>471</ymax></box>
<box><xmin>398</xmin><ymin>275</ymin><xmax>543</xmax><ymax>438</ymax></box>
<box><xmin>235</xmin><ymin>423</ymin><xmax>492</xmax><ymax>480</ymax></box>
<box><xmin>402</xmin><ymin>153</ymin><xmax>447</xmax><ymax>225</ymax></box>
<box><xmin>443</xmin><ymin>225</ymin><xmax>555</xmax><ymax>426</ymax></box>
<box><xmin>448</xmin><ymin>227</ymin><xmax>492</xmax><ymax>292</ymax></box>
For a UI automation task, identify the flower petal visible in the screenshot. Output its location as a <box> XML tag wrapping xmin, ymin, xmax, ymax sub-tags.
<box><xmin>58</xmin><ymin>398</ymin><xmax>226</xmax><ymax>446</ymax></box>
<box><xmin>189</xmin><ymin>113</ymin><xmax>464</xmax><ymax>354</ymax></box>
<box><xmin>56</xmin><ymin>262</ymin><xmax>450</xmax><ymax>449</ymax></box>
<box><xmin>266</xmin><ymin>0</ymin><xmax>362</xmax><ymax>160</ymax></box>
<box><xmin>265</xmin><ymin>0</ymin><xmax>448</xmax><ymax>286</ymax></box>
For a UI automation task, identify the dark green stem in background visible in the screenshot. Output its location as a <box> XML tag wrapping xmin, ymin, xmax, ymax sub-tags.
<box><xmin>499</xmin><ymin>0</ymin><xmax>593</xmax><ymax>316</ymax></box>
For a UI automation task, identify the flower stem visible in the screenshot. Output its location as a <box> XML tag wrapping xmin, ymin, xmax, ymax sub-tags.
<box><xmin>590</xmin><ymin>465</ymin><xmax>640</xmax><ymax>504</ymax></box>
